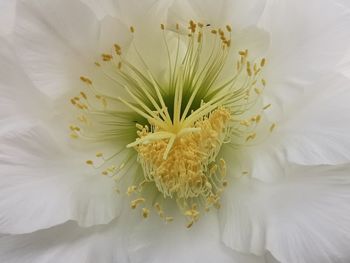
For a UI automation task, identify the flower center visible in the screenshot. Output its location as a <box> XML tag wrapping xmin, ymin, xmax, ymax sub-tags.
<box><xmin>69</xmin><ymin>20</ymin><xmax>274</xmax><ymax>227</ymax></box>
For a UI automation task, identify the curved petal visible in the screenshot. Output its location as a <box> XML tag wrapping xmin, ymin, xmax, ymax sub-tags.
<box><xmin>0</xmin><ymin>0</ymin><xmax>16</xmax><ymax>36</ymax></box>
<box><xmin>80</xmin><ymin>0</ymin><xmax>118</xmax><ymax>19</ymax></box>
<box><xmin>14</xmin><ymin>0</ymin><xmax>100</xmax><ymax>99</ymax></box>
<box><xmin>0</xmin><ymin>39</ymin><xmax>48</xmax><ymax>119</ymax></box>
<box><xmin>277</xmin><ymin>73</ymin><xmax>350</xmax><ymax>165</ymax></box>
<box><xmin>0</xmin><ymin>219</ymin><xmax>128</xmax><ymax>263</ymax></box>
<box><xmin>128</xmin><ymin>211</ymin><xmax>267</xmax><ymax>263</ymax></box>
<box><xmin>168</xmin><ymin>0</ymin><xmax>267</xmax><ymax>29</ymax></box>
<box><xmin>0</xmin><ymin>119</ymin><xmax>122</xmax><ymax>234</ymax></box>
<box><xmin>260</xmin><ymin>0</ymin><xmax>350</xmax><ymax>108</ymax></box>
<box><xmin>220</xmin><ymin>164</ymin><xmax>350</xmax><ymax>263</ymax></box>
<box><xmin>113</xmin><ymin>0</ymin><xmax>174</xmax><ymax>27</ymax></box>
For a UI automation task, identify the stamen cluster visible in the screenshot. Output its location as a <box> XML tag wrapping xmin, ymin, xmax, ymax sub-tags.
<box><xmin>68</xmin><ymin>20</ymin><xmax>273</xmax><ymax>226</ymax></box>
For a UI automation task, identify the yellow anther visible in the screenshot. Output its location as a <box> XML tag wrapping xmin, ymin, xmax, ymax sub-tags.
<box><xmin>86</xmin><ymin>160</ymin><xmax>94</xmax><ymax>165</ymax></box>
<box><xmin>96</xmin><ymin>152</ymin><xmax>103</xmax><ymax>157</ymax></box>
<box><xmin>270</xmin><ymin>123</ymin><xmax>276</xmax><ymax>132</ymax></box>
<box><xmin>160</xmin><ymin>24</ymin><xmax>165</xmax><ymax>30</ymax></box>
<box><xmin>154</xmin><ymin>202</ymin><xmax>161</xmax><ymax>211</ymax></box>
<box><xmin>260</xmin><ymin>58</ymin><xmax>266</xmax><ymax>67</ymax></box>
<box><xmin>127</xmin><ymin>186</ymin><xmax>137</xmax><ymax>196</ymax></box>
<box><xmin>80</xmin><ymin>92</ymin><xmax>87</xmax><ymax>99</ymax></box>
<box><xmin>246</xmin><ymin>133</ymin><xmax>256</xmax><ymax>141</ymax></box>
<box><xmin>69</xmin><ymin>125</ymin><xmax>80</xmax><ymax>131</ymax></box>
<box><xmin>80</xmin><ymin>76</ymin><xmax>92</xmax><ymax>85</ymax></box>
<box><xmin>255</xmin><ymin>115</ymin><xmax>261</xmax><ymax>123</ymax></box>
<box><xmin>142</xmin><ymin>208</ymin><xmax>150</xmax><ymax>218</ymax></box>
<box><xmin>114</xmin><ymin>44</ymin><xmax>121</xmax><ymax>51</ymax></box>
<box><xmin>211</xmin><ymin>29</ymin><xmax>217</xmax><ymax>34</ymax></box>
<box><xmin>226</xmin><ymin>25</ymin><xmax>232</xmax><ymax>32</ymax></box>
<box><xmin>263</xmin><ymin>104</ymin><xmax>271</xmax><ymax>110</ymax></box>
<box><xmin>101</xmin><ymin>53</ymin><xmax>113</xmax><ymax>61</ymax></box>
<box><xmin>131</xmin><ymin>198</ymin><xmax>145</xmax><ymax>209</ymax></box>
<box><xmin>254</xmin><ymin>88</ymin><xmax>261</xmax><ymax>95</ymax></box>
<box><xmin>187</xmin><ymin>221</ymin><xmax>194</xmax><ymax>228</ymax></box>
<box><xmin>130</xmin><ymin>26</ymin><xmax>135</xmax><ymax>33</ymax></box>
<box><xmin>261</xmin><ymin>79</ymin><xmax>266</xmax><ymax>86</ymax></box>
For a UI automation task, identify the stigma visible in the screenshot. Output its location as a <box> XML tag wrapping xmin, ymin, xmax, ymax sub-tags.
<box><xmin>69</xmin><ymin>20</ymin><xmax>273</xmax><ymax>227</ymax></box>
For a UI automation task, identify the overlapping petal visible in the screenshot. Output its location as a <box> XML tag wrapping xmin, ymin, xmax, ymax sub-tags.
<box><xmin>220</xmin><ymin>164</ymin><xmax>350</xmax><ymax>263</ymax></box>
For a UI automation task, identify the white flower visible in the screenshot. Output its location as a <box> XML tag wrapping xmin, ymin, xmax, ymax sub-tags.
<box><xmin>1</xmin><ymin>0</ymin><xmax>350</xmax><ymax>262</ymax></box>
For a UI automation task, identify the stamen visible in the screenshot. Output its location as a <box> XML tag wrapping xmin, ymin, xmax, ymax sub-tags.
<box><xmin>69</xmin><ymin>19</ymin><xmax>273</xmax><ymax>227</ymax></box>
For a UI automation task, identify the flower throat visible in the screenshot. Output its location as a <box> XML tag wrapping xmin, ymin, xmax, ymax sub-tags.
<box><xmin>69</xmin><ymin>20</ymin><xmax>272</xmax><ymax>227</ymax></box>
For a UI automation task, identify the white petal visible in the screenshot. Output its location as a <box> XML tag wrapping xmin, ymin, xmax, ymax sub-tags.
<box><xmin>98</xmin><ymin>15</ymin><xmax>131</xmax><ymax>54</ymax></box>
<box><xmin>79</xmin><ymin>0</ymin><xmax>118</xmax><ymax>19</ymax></box>
<box><xmin>0</xmin><ymin>119</ymin><xmax>122</xmax><ymax>234</ymax></box>
<box><xmin>0</xmin><ymin>219</ymin><xmax>128</xmax><ymax>263</ymax></box>
<box><xmin>128</xmin><ymin>211</ymin><xmax>267</xmax><ymax>263</ymax></box>
<box><xmin>113</xmin><ymin>0</ymin><xmax>174</xmax><ymax>27</ymax></box>
<box><xmin>260</xmin><ymin>0</ymin><xmax>350</xmax><ymax>108</ymax></box>
<box><xmin>220</xmin><ymin>164</ymin><xmax>350</xmax><ymax>263</ymax></box>
<box><xmin>277</xmin><ymin>73</ymin><xmax>350</xmax><ymax>165</ymax></box>
<box><xmin>14</xmin><ymin>0</ymin><xmax>100</xmax><ymax>98</ymax></box>
<box><xmin>0</xmin><ymin>39</ymin><xmax>48</xmax><ymax>119</ymax></box>
<box><xmin>0</xmin><ymin>0</ymin><xmax>16</xmax><ymax>36</ymax></box>
<box><xmin>169</xmin><ymin>0</ymin><xmax>267</xmax><ymax>29</ymax></box>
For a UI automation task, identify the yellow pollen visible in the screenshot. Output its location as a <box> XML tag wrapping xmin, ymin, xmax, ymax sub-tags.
<box><xmin>135</xmin><ymin>108</ymin><xmax>231</xmax><ymax>200</ymax></box>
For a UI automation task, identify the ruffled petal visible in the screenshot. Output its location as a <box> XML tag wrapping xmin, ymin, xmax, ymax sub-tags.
<box><xmin>0</xmin><ymin>118</ymin><xmax>122</xmax><ymax>234</ymax></box>
<box><xmin>220</xmin><ymin>164</ymin><xmax>350</xmax><ymax>263</ymax></box>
